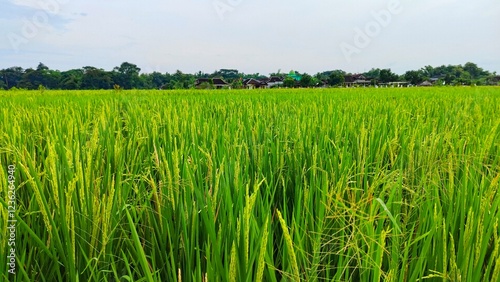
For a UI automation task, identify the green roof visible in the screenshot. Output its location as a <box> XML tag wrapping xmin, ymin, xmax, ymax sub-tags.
<box><xmin>287</xmin><ymin>71</ymin><xmax>302</xmax><ymax>81</ymax></box>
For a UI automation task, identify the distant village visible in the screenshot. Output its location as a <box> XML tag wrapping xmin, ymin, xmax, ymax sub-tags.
<box><xmin>194</xmin><ymin>67</ymin><xmax>500</xmax><ymax>90</ymax></box>
<box><xmin>195</xmin><ymin>73</ymin><xmax>442</xmax><ymax>89</ymax></box>
<box><xmin>1</xmin><ymin>62</ymin><xmax>498</xmax><ymax>90</ymax></box>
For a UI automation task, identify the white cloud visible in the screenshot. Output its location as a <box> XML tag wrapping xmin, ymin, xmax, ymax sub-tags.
<box><xmin>9</xmin><ymin>0</ymin><xmax>40</xmax><ymax>9</ymax></box>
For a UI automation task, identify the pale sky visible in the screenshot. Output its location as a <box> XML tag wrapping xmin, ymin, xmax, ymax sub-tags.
<box><xmin>1</xmin><ymin>0</ymin><xmax>499</xmax><ymax>75</ymax></box>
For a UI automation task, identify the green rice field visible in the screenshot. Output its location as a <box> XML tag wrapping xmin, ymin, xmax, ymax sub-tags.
<box><xmin>1</xmin><ymin>87</ymin><xmax>500</xmax><ymax>281</ymax></box>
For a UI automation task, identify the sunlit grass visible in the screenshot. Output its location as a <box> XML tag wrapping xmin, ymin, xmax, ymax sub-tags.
<box><xmin>1</xmin><ymin>87</ymin><xmax>499</xmax><ymax>281</ymax></box>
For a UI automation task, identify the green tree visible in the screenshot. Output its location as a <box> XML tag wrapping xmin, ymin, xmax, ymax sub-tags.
<box><xmin>0</xmin><ymin>61</ymin><xmax>496</xmax><ymax>90</ymax></box>
<box><xmin>379</xmin><ymin>69</ymin><xmax>399</xmax><ymax>83</ymax></box>
<box><xmin>36</xmin><ymin>62</ymin><xmax>49</xmax><ymax>72</ymax></box>
<box><xmin>283</xmin><ymin>77</ymin><xmax>296</xmax><ymax>88</ymax></box>
<box><xmin>231</xmin><ymin>78</ymin><xmax>243</xmax><ymax>89</ymax></box>
<box><xmin>444</xmin><ymin>74</ymin><xmax>456</xmax><ymax>85</ymax></box>
<box><xmin>43</xmin><ymin>69</ymin><xmax>61</xmax><ymax>89</ymax></box>
<box><xmin>214</xmin><ymin>69</ymin><xmax>240</xmax><ymax>81</ymax></box>
<box><xmin>16</xmin><ymin>63</ymin><xmax>60</xmax><ymax>89</ymax></box>
<box><xmin>300</xmin><ymin>73</ymin><xmax>313</xmax><ymax>87</ymax></box>
<box><xmin>149</xmin><ymin>72</ymin><xmax>168</xmax><ymax>89</ymax></box>
<box><xmin>421</xmin><ymin>65</ymin><xmax>435</xmax><ymax>77</ymax></box>
<box><xmin>463</xmin><ymin>62</ymin><xmax>489</xmax><ymax>79</ymax></box>
<box><xmin>18</xmin><ymin>68</ymin><xmax>39</xmax><ymax>89</ymax></box>
<box><xmin>404</xmin><ymin>70</ymin><xmax>425</xmax><ymax>85</ymax></box>
<box><xmin>364</xmin><ymin>68</ymin><xmax>381</xmax><ymax>80</ymax></box>
<box><xmin>328</xmin><ymin>71</ymin><xmax>345</xmax><ymax>87</ymax></box>
<box><xmin>34</xmin><ymin>62</ymin><xmax>60</xmax><ymax>89</ymax></box>
<box><xmin>173</xmin><ymin>81</ymin><xmax>185</xmax><ymax>89</ymax></box>
<box><xmin>0</xmin><ymin>67</ymin><xmax>24</xmax><ymax>89</ymax></box>
<box><xmin>457</xmin><ymin>70</ymin><xmax>472</xmax><ymax>85</ymax></box>
<box><xmin>82</xmin><ymin>67</ymin><xmax>113</xmax><ymax>89</ymax></box>
<box><xmin>59</xmin><ymin>69</ymin><xmax>83</xmax><ymax>89</ymax></box>
<box><xmin>269</xmin><ymin>69</ymin><xmax>284</xmax><ymax>78</ymax></box>
<box><xmin>113</xmin><ymin>62</ymin><xmax>141</xmax><ymax>89</ymax></box>
<box><xmin>170</xmin><ymin>70</ymin><xmax>195</xmax><ymax>89</ymax></box>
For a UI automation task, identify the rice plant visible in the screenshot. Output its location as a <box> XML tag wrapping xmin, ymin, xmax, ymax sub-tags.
<box><xmin>0</xmin><ymin>87</ymin><xmax>499</xmax><ymax>281</ymax></box>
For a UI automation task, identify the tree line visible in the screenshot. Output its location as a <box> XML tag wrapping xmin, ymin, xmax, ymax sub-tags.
<box><xmin>1</xmin><ymin>61</ymin><xmax>498</xmax><ymax>90</ymax></box>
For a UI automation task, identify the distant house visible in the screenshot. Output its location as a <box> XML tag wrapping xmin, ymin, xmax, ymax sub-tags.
<box><xmin>195</xmin><ymin>78</ymin><xmax>229</xmax><ymax>89</ymax></box>
<box><xmin>418</xmin><ymin>81</ymin><xmax>433</xmax><ymax>87</ymax></box>
<box><xmin>429</xmin><ymin>78</ymin><xmax>438</xmax><ymax>83</ymax></box>
<box><xmin>265</xmin><ymin>76</ymin><xmax>284</xmax><ymax>88</ymax></box>
<box><xmin>344</xmin><ymin>74</ymin><xmax>371</xmax><ymax>87</ymax></box>
<box><xmin>317</xmin><ymin>80</ymin><xmax>329</xmax><ymax>88</ymax></box>
<box><xmin>243</xmin><ymin>78</ymin><xmax>267</xmax><ymax>89</ymax></box>
<box><xmin>427</xmin><ymin>75</ymin><xmax>448</xmax><ymax>85</ymax></box>
<box><xmin>387</xmin><ymin>81</ymin><xmax>410</xmax><ymax>87</ymax></box>
<box><xmin>343</xmin><ymin>74</ymin><xmax>355</xmax><ymax>86</ymax></box>
<box><xmin>489</xmin><ymin>76</ymin><xmax>500</xmax><ymax>85</ymax></box>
